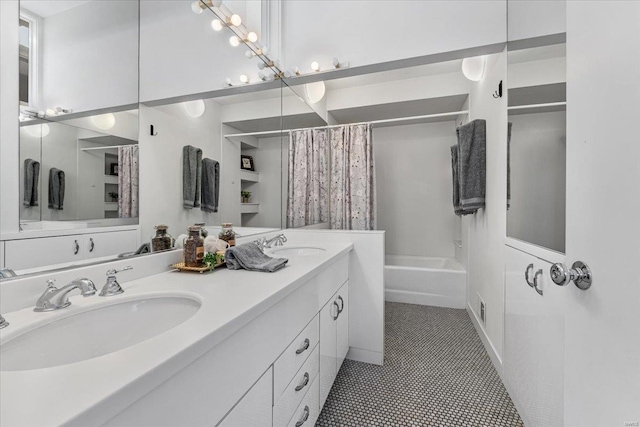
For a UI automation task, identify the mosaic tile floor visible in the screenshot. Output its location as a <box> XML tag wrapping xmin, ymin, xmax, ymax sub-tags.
<box><xmin>316</xmin><ymin>302</ymin><xmax>523</xmax><ymax>427</ymax></box>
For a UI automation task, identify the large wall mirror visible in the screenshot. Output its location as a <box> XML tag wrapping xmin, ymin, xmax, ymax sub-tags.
<box><xmin>506</xmin><ymin>1</ymin><xmax>567</xmax><ymax>254</ymax></box>
<box><xmin>18</xmin><ymin>0</ymin><xmax>140</xmax><ymax>231</ymax></box>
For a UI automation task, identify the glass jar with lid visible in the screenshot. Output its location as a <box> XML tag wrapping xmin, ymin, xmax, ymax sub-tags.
<box><xmin>184</xmin><ymin>225</ymin><xmax>205</xmax><ymax>267</ymax></box>
<box><xmin>218</xmin><ymin>223</ymin><xmax>236</xmax><ymax>247</ymax></box>
<box><xmin>151</xmin><ymin>224</ymin><xmax>173</xmax><ymax>252</ymax></box>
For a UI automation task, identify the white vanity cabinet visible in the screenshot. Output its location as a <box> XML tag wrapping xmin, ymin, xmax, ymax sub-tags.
<box><xmin>3</xmin><ymin>229</ymin><xmax>138</xmax><ymax>271</ymax></box>
<box><xmin>319</xmin><ymin>281</ymin><xmax>349</xmax><ymax>408</ymax></box>
<box><xmin>104</xmin><ymin>256</ymin><xmax>350</xmax><ymax>427</ymax></box>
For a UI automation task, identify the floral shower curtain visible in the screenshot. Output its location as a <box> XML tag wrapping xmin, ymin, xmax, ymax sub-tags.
<box><xmin>330</xmin><ymin>124</ymin><xmax>376</xmax><ymax>230</ymax></box>
<box><xmin>118</xmin><ymin>145</ymin><xmax>139</xmax><ymax>218</ymax></box>
<box><xmin>287</xmin><ymin>129</ymin><xmax>329</xmax><ymax>228</ymax></box>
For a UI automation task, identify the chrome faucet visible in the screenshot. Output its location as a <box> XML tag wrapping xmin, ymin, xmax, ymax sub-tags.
<box><xmin>100</xmin><ymin>266</ymin><xmax>132</xmax><ymax>297</ymax></box>
<box><xmin>0</xmin><ymin>314</ymin><xmax>9</xmax><ymax>329</ymax></box>
<box><xmin>34</xmin><ymin>278</ymin><xmax>97</xmax><ymax>312</ymax></box>
<box><xmin>254</xmin><ymin>234</ymin><xmax>287</xmax><ymax>250</ymax></box>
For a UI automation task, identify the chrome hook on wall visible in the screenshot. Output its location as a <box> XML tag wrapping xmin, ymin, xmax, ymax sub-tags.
<box><xmin>492</xmin><ymin>80</ymin><xmax>503</xmax><ymax>98</ymax></box>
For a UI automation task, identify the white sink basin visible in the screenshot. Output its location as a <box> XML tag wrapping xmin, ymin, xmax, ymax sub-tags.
<box><xmin>271</xmin><ymin>247</ymin><xmax>326</xmax><ymax>257</ymax></box>
<box><xmin>0</xmin><ymin>296</ymin><xmax>200</xmax><ymax>371</ymax></box>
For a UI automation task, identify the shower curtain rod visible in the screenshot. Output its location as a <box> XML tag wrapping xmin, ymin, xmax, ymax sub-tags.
<box><xmin>80</xmin><ymin>144</ymin><xmax>138</xmax><ymax>152</ymax></box>
<box><xmin>224</xmin><ymin>110</ymin><xmax>470</xmax><ymax>139</ymax></box>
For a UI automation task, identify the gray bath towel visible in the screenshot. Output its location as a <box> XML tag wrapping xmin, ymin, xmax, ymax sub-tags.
<box><xmin>183</xmin><ymin>145</ymin><xmax>202</xmax><ymax>209</ymax></box>
<box><xmin>450</xmin><ymin>146</ymin><xmax>463</xmax><ymax>216</ymax></box>
<box><xmin>23</xmin><ymin>158</ymin><xmax>40</xmax><ymax>207</ymax></box>
<box><xmin>48</xmin><ymin>168</ymin><xmax>65</xmax><ymax>210</ymax></box>
<box><xmin>225</xmin><ymin>243</ymin><xmax>288</xmax><ymax>273</ymax></box>
<box><xmin>456</xmin><ymin>119</ymin><xmax>486</xmax><ymax>214</ymax></box>
<box><xmin>507</xmin><ymin>122</ymin><xmax>512</xmax><ymax>210</ymax></box>
<box><xmin>201</xmin><ymin>158</ymin><xmax>220</xmax><ymax>213</ymax></box>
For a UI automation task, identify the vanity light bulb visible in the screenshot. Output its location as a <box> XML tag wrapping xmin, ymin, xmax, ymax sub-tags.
<box><xmin>332</xmin><ymin>58</ymin><xmax>340</xmax><ymax>68</ymax></box>
<box><xmin>311</xmin><ymin>61</ymin><xmax>320</xmax><ymax>72</ymax></box>
<box><xmin>239</xmin><ymin>74</ymin><xmax>249</xmax><ymax>84</ymax></box>
<box><xmin>229</xmin><ymin>14</ymin><xmax>242</xmax><ymax>26</ymax></box>
<box><xmin>211</xmin><ymin>19</ymin><xmax>223</xmax><ymax>31</ymax></box>
<box><xmin>266</xmin><ymin>73</ymin><xmax>275</xmax><ymax>82</ymax></box>
<box><xmin>247</xmin><ymin>32</ymin><xmax>258</xmax><ymax>43</ymax></box>
<box><xmin>191</xmin><ymin>1</ymin><xmax>203</xmax><ymax>14</ymax></box>
<box><xmin>257</xmin><ymin>62</ymin><xmax>265</xmax><ymax>70</ymax></box>
<box><xmin>211</xmin><ymin>0</ymin><xmax>222</xmax><ymax>7</ymax></box>
<box><xmin>261</xmin><ymin>46</ymin><xmax>269</xmax><ymax>55</ymax></box>
<box><xmin>245</xmin><ymin>50</ymin><xmax>254</xmax><ymax>59</ymax></box>
<box><xmin>225</xmin><ymin>77</ymin><xmax>232</xmax><ymax>86</ymax></box>
<box><xmin>46</xmin><ymin>108</ymin><xmax>56</xmax><ymax>116</ymax></box>
<box><xmin>229</xmin><ymin>36</ymin><xmax>240</xmax><ymax>47</ymax></box>
<box><xmin>258</xmin><ymin>71</ymin><xmax>266</xmax><ymax>81</ymax></box>
<box><xmin>284</xmin><ymin>70</ymin><xmax>292</xmax><ymax>78</ymax></box>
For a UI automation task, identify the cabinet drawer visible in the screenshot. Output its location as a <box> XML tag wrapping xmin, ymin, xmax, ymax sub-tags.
<box><xmin>85</xmin><ymin>230</ymin><xmax>138</xmax><ymax>259</ymax></box>
<box><xmin>274</xmin><ymin>345</ymin><xmax>319</xmax><ymax>427</ymax></box>
<box><xmin>274</xmin><ymin>314</ymin><xmax>319</xmax><ymax>398</ymax></box>
<box><xmin>286</xmin><ymin>374</ymin><xmax>320</xmax><ymax>427</ymax></box>
<box><xmin>5</xmin><ymin>235</ymin><xmax>83</xmax><ymax>270</ymax></box>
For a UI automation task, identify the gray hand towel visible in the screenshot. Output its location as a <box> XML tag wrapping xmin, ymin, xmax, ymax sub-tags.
<box><xmin>450</xmin><ymin>146</ymin><xmax>463</xmax><ymax>216</ymax></box>
<box><xmin>48</xmin><ymin>168</ymin><xmax>65</xmax><ymax>210</ymax></box>
<box><xmin>23</xmin><ymin>158</ymin><xmax>40</xmax><ymax>207</ymax></box>
<box><xmin>507</xmin><ymin>122</ymin><xmax>512</xmax><ymax>210</ymax></box>
<box><xmin>225</xmin><ymin>243</ymin><xmax>288</xmax><ymax>273</ymax></box>
<box><xmin>201</xmin><ymin>158</ymin><xmax>220</xmax><ymax>213</ymax></box>
<box><xmin>456</xmin><ymin>119</ymin><xmax>486</xmax><ymax>214</ymax></box>
<box><xmin>183</xmin><ymin>145</ymin><xmax>202</xmax><ymax>209</ymax></box>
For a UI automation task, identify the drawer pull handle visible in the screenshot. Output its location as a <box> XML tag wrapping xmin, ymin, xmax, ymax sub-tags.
<box><xmin>295</xmin><ymin>372</ymin><xmax>309</xmax><ymax>392</ymax></box>
<box><xmin>533</xmin><ymin>269</ymin><xmax>544</xmax><ymax>296</ymax></box>
<box><xmin>74</xmin><ymin>240</ymin><xmax>79</xmax><ymax>255</ymax></box>
<box><xmin>337</xmin><ymin>295</ymin><xmax>344</xmax><ymax>314</ymax></box>
<box><xmin>89</xmin><ymin>238</ymin><xmax>95</xmax><ymax>252</ymax></box>
<box><xmin>333</xmin><ymin>301</ymin><xmax>340</xmax><ymax>320</ymax></box>
<box><xmin>296</xmin><ymin>338</ymin><xmax>310</xmax><ymax>355</ymax></box>
<box><xmin>295</xmin><ymin>405</ymin><xmax>310</xmax><ymax>427</ymax></box>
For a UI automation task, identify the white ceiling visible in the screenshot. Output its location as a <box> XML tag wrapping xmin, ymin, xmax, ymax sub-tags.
<box><xmin>20</xmin><ymin>1</ymin><xmax>93</xmax><ymax>18</ymax></box>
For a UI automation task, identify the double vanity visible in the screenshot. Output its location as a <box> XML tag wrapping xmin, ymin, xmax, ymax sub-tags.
<box><xmin>0</xmin><ymin>238</ymin><xmax>358</xmax><ymax>427</ymax></box>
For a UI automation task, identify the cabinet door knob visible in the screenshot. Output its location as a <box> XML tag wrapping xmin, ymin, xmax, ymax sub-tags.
<box><xmin>295</xmin><ymin>338</ymin><xmax>310</xmax><ymax>355</ymax></box>
<box><xmin>525</xmin><ymin>263</ymin><xmax>535</xmax><ymax>287</ymax></box>
<box><xmin>550</xmin><ymin>261</ymin><xmax>592</xmax><ymax>290</ymax></box>
<box><xmin>73</xmin><ymin>240</ymin><xmax>79</xmax><ymax>255</ymax></box>
<box><xmin>295</xmin><ymin>372</ymin><xmax>310</xmax><ymax>392</ymax></box>
<box><xmin>295</xmin><ymin>406</ymin><xmax>310</xmax><ymax>427</ymax></box>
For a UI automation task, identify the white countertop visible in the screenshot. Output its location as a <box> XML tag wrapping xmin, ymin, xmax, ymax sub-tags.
<box><xmin>0</xmin><ymin>241</ymin><xmax>353</xmax><ymax>427</ymax></box>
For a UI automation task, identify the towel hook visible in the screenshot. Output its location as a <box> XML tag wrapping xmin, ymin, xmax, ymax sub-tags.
<box><xmin>492</xmin><ymin>80</ymin><xmax>503</xmax><ymax>99</ymax></box>
<box><xmin>150</xmin><ymin>124</ymin><xmax>158</xmax><ymax>136</ymax></box>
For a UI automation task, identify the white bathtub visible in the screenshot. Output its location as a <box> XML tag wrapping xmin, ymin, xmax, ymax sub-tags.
<box><xmin>384</xmin><ymin>255</ymin><xmax>467</xmax><ymax>309</ymax></box>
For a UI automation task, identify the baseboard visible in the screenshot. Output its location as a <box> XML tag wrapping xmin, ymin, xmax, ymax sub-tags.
<box><xmin>466</xmin><ymin>303</ymin><xmax>503</xmax><ymax>378</ymax></box>
<box><xmin>385</xmin><ymin>289</ymin><xmax>466</xmax><ymax>309</ymax></box>
<box><xmin>346</xmin><ymin>347</ymin><xmax>383</xmax><ymax>366</ymax></box>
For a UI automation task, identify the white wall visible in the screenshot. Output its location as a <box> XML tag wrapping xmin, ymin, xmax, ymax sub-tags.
<box><xmin>38</xmin><ymin>0</ymin><xmax>138</xmax><ymax>114</ymax></box>
<box><xmin>507</xmin><ymin>111</ymin><xmax>565</xmax><ymax>252</ymax></box>
<box><xmin>374</xmin><ymin>121</ymin><xmax>459</xmax><ymax>258</ymax></box>
<box><xmin>1</xmin><ymin>0</ymin><xmax>20</xmax><ymax>234</ymax></box>
<box><xmin>282</xmin><ymin>1</ymin><xmax>506</xmax><ymax>73</ymax></box>
<box><xmin>138</xmin><ymin>101</ymin><xmax>224</xmax><ymax>242</ymax></box>
<box><xmin>464</xmin><ymin>51</ymin><xmax>508</xmax><ymax>366</ymax></box>
<box><xmin>507</xmin><ymin>0</ymin><xmax>566</xmax><ymax>41</ymax></box>
<box><xmin>140</xmin><ymin>0</ymin><xmax>259</xmax><ymax>103</ymax></box>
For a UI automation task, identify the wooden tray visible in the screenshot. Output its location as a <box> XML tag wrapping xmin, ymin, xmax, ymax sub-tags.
<box><xmin>172</xmin><ymin>261</ymin><xmax>225</xmax><ymax>273</ymax></box>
